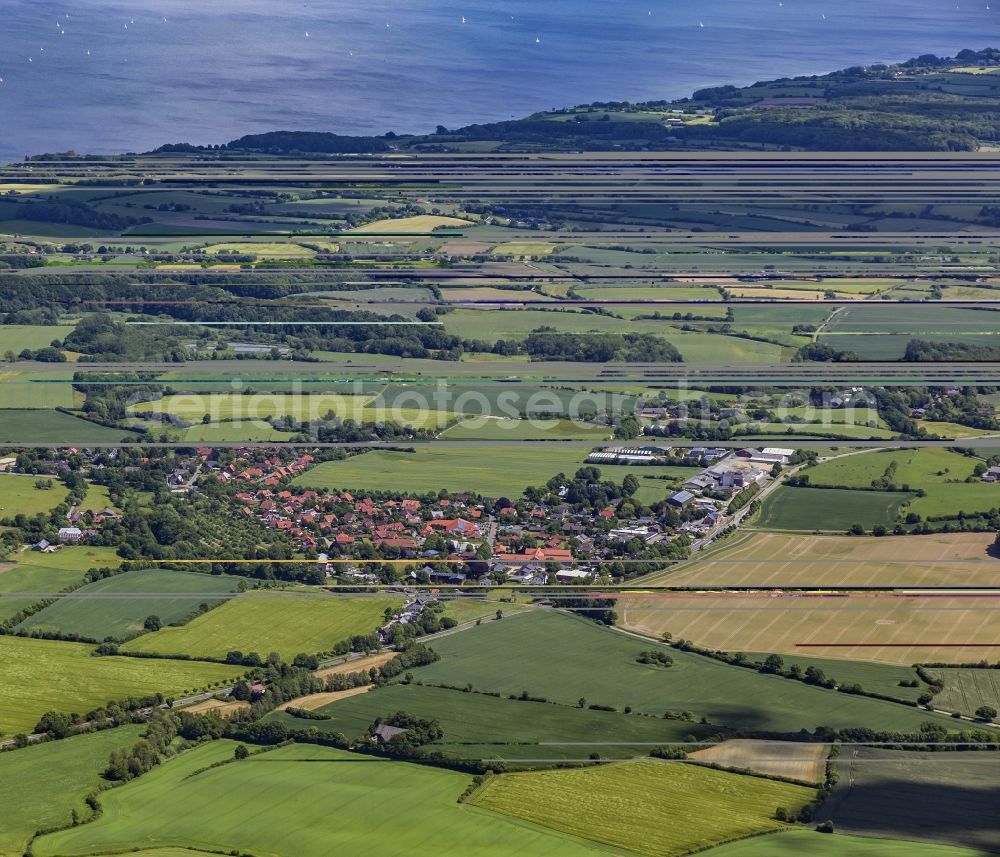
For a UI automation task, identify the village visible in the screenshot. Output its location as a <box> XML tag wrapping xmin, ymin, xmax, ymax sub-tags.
<box><xmin>170</xmin><ymin>444</ymin><xmax>798</xmax><ymax>586</ymax></box>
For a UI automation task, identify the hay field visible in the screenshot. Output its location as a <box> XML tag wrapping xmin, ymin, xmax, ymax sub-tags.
<box><xmin>618</xmin><ymin>594</ymin><xmax>1000</xmax><ymax>665</ymax></box>
<box><xmin>688</xmin><ymin>739</ymin><xmax>827</xmax><ymax>783</ymax></box>
<box><xmin>122</xmin><ymin>592</ymin><xmax>399</xmax><ymax>660</ymax></box>
<box><xmin>350</xmin><ymin>215</ymin><xmax>471</xmax><ymax>233</ymax></box>
<box><xmin>181</xmin><ymin>698</ymin><xmax>250</xmax><ymax>718</ymax></box>
<box><xmin>313</xmin><ymin>651</ymin><xmax>397</xmax><ymax>681</ymax></box>
<box><xmin>469</xmin><ymin>759</ymin><xmax>814</xmax><ymax>857</ymax></box>
<box><xmin>274</xmin><ymin>685</ymin><xmax>371</xmax><ymax>711</ymax></box>
<box><xmin>651</xmin><ymin>532</ymin><xmax>999</xmax><ymax>588</ymax></box>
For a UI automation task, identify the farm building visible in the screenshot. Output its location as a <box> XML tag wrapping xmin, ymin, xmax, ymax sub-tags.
<box><xmin>373</xmin><ymin>724</ymin><xmax>408</xmax><ymax>743</ymax></box>
<box><xmin>668</xmin><ymin>490</ymin><xmax>695</xmax><ymax>508</ymax></box>
<box><xmin>749</xmin><ymin>448</ymin><xmax>795</xmax><ymax>466</ymax></box>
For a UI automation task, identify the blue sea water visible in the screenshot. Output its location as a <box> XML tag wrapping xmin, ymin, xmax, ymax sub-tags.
<box><xmin>0</xmin><ymin>0</ymin><xmax>998</xmax><ymax>161</ymax></box>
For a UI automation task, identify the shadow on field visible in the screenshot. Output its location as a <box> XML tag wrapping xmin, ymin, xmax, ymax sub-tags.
<box><xmin>816</xmin><ymin>753</ymin><xmax>1000</xmax><ymax>853</ymax></box>
<box><xmin>698</xmin><ymin>703</ymin><xmax>789</xmax><ymax>733</ymax></box>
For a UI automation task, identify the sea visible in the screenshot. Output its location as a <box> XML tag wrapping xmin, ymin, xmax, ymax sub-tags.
<box><xmin>0</xmin><ymin>0</ymin><xmax>998</xmax><ymax>162</ymax></box>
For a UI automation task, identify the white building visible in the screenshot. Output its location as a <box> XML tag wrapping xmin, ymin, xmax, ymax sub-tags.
<box><xmin>750</xmin><ymin>448</ymin><xmax>795</xmax><ymax>466</ymax></box>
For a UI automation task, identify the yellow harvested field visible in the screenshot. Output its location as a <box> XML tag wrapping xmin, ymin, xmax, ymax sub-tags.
<box><xmin>203</xmin><ymin>242</ymin><xmax>315</xmax><ymax>257</ymax></box>
<box><xmin>313</xmin><ymin>652</ymin><xmax>396</xmax><ymax>682</ymax></box>
<box><xmin>438</xmin><ymin>239</ymin><xmax>495</xmax><ymax>255</ymax></box>
<box><xmin>619</xmin><ymin>594</ymin><xmax>1000</xmax><ymax>665</ymax></box>
<box><xmin>688</xmin><ymin>740</ymin><xmax>827</xmax><ymax>784</ymax></box>
<box><xmin>0</xmin><ymin>183</ymin><xmax>61</xmax><ymax>193</ymax></box>
<box><xmin>351</xmin><ymin>215</ymin><xmax>471</xmax><ymax>233</ymax></box>
<box><xmin>182</xmin><ymin>699</ymin><xmax>250</xmax><ymax>718</ymax></box>
<box><xmin>649</xmin><ymin>532</ymin><xmax>1000</xmax><ymax>588</ymax></box>
<box><xmin>275</xmin><ymin>685</ymin><xmax>372</xmax><ymax>711</ymax></box>
<box><xmin>490</xmin><ymin>241</ymin><xmax>558</xmax><ymax>256</ymax></box>
<box><xmin>915</xmin><ymin>420</ymin><xmax>998</xmax><ymax>438</ymax></box>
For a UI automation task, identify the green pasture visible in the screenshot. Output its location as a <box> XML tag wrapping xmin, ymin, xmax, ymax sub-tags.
<box><xmin>412</xmin><ymin>611</ymin><xmax>962</xmax><ymax>734</ymax></box>
<box><xmin>35</xmin><ymin>741</ymin><xmax>606</xmax><ymax>857</ymax></box>
<box><xmin>266</xmin><ymin>682</ymin><xmax>720</xmax><ymax>761</ymax></box>
<box><xmin>0</xmin><ymin>324</ymin><xmax>77</xmax><ymax>354</ymax></box>
<box><xmin>0</xmin><ymin>725</ymin><xmax>145</xmax><ymax>856</ymax></box>
<box><xmin>0</xmin><ymin>473</ymin><xmax>70</xmax><ymax>516</ymax></box>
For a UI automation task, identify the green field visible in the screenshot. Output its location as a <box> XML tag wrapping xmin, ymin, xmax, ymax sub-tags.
<box><xmin>293</xmin><ymin>447</ymin><xmax>591</xmax><ymax>497</ymax></box>
<box><xmin>0</xmin><ymin>725</ymin><xmax>145</xmax><ymax>857</ymax></box>
<box><xmin>817</xmin><ymin>748</ymin><xmax>1000</xmax><ymax>853</ymax></box>
<box><xmin>470</xmin><ymin>759</ymin><xmax>814</xmax><ymax>857</ymax></box>
<box><xmin>132</xmin><ymin>392</ymin><xmax>374</xmax><ymax>422</ymax></box>
<box><xmin>700</xmin><ymin>831</ymin><xmax>995</xmax><ymax>857</ymax></box>
<box><xmin>0</xmin><ymin>409</ymin><xmax>141</xmax><ymax>443</ymax></box>
<box><xmin>803</xmin><ymin>448</ymin><xmax>977</xmax><ymax>490</ymax></box>
<box><xmin>755</xmin><ymin>486</ymin><xmax>912</xmax><ymax>532</ymax></box>
<box><xmin>122</xmin><ymin>592</ymin><xmax>400</xmax><ymax>660</ymax></box>
<box><xmin>0</xmin><ymin>546</ymin><xmax>122</xmax><ymax>622</ymax></box>
<box><xmin>411</xmin><ymin>611</ymin><xmax>962</xmax><ymax>734</ymax></box>
<box><xmin>746</xmin><ymin>654</ymin><xmax>927</xmax><ymax>703</ymax></box>
<box><xmin>441</xmin><ymin>597</ymin><xmax>528</xmax><ymax>625</ymax></box>
<box><xmin>75</xmin><ymin>482</ymin><xmax>117</xmax><ymax>515</ymax></box>
<box><xmin>0</xmin><ymin>369</ymin><xmax>77</xmax><ymax>408</ymax></box>
<box><xmin>440</xmin><ymin>418</ymin><xmax>613</xmax><ymax>441</ymax></box>
<box><xmin>923</xmin><ymin>669</ymin><xmax>1000</xmax><ymax>716</ymax></box>
<box><xmin>0</xmin><ymin>473</ymin><xmax>70</xmax><ymax>516</ymax></box>
<box><xmin>0</xmin><ymin>324</ymin><xmax>77</xmax><ymax>355</ymax></box>
<box><xmin>179</xmin><ymin>422</ymin><xmax>298</xmax><ymax>442</ymax></box>
<box><xmin>266</xmin><ymin>682</ymin><xmax>720</xmax><ymax>761</ymax></box>
<box><xmin>35</xmin><ymin>741</ymin><xmax>608</xmax><ymax>857</ymax></box>
<box><xmin>17</xmin><ymin>568</ymin><xmax>245</xmax><ymax>642</ymax></box>
<box><xmin>799</xmin><ymin>449</ymin><xmax>999</xmax><ymax>519</ymax></box>
<box><xmin>0</xmin><ymin>636</ymin><xmax>240</xmax><ymax>736</ymax></box>
<box><xmin>8</xmin><ymin>545</ymin><xmax>121</xmax><ymax>572</ymax></box>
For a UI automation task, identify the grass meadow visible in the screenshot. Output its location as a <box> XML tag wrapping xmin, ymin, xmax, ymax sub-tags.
<box><xmin>0</xmin><ymin>473</ymin><xmax>71</xmax><ymax>516</ymax></box>
<box><xmin>35</xmin><ymin>742</ymin><xmax>607</xmax><ymax>857</ymax></box>
<box><xmin>266</xmin><ymin>682</ymin><xmax>720</xmax><ymax>761</ymax></box>
<box><xmin>0</xmin><ymin>725</ymin><xmax>144</xmax><ymax>856</ymax></box>
<box><xmin>795</xmin><ymin>448</ymin><xmax>1000</xmax><ymax>520</ymax></box>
